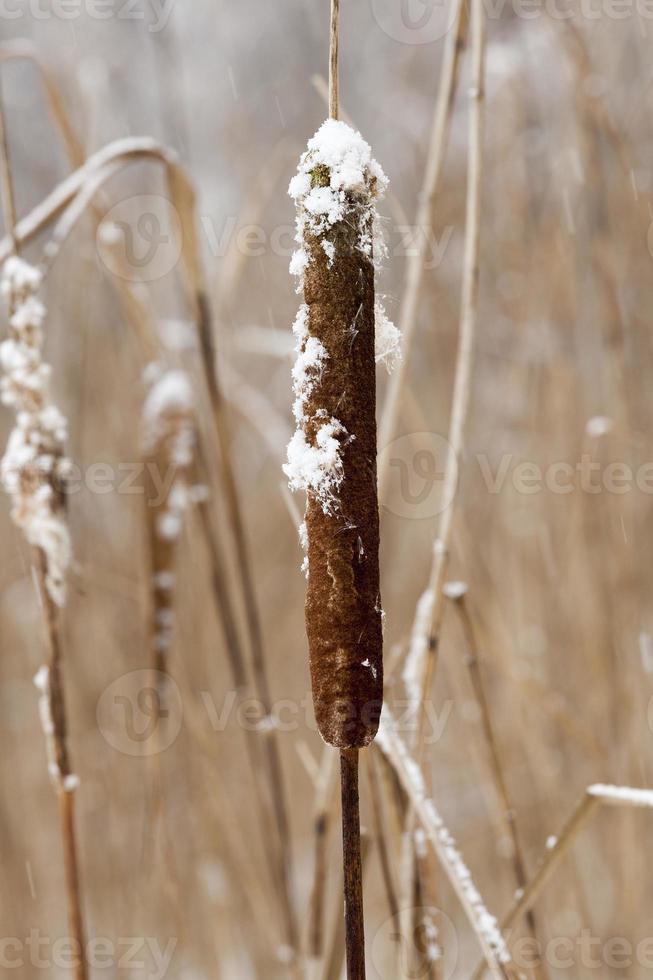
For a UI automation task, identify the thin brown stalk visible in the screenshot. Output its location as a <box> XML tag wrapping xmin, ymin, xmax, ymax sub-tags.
<box><xmin>329</xmin><ymin>0</ymin><xmax>340</xmax><ymax>120</ymax></box>
<box><xmin>307</xmin><ymin>749</ymin><xmax>339</xmax><ymax>961</ymax></box>
<box><xmin>341</xmin><ymin>749</ymin><xmax>366</xmax><ymax>980</ymax></box>
<box><xmin>321</xmin><ymin>831</ymin><xmax>371</xmax><ymax>980</ymax></box>
<box><xmin>0</xmin><ymin>133</ymin><xmax>300</xmax><ymax>963</ymax></box>
<box><xmin>420</xmin><ymin>0</ymin><xmax>485</xmax><ymax>676</ymax></box>
<box><xmin>399</xmin><ymin>1</ymin><xmax>485</xmax><ymax>958</ymax></box>
<box><xmin>378</xmin><ymin>708</ymin><xmax>514</xmax><ymax>980</ymax></box>
<box><xmin>377</xmin><ymin>0</ymin><xmax>467</xmax><ymax>495</ymax></box>
<box><xmin>365</xmin><ymin>749</ymin><xmax>400</xmax><ymax>925</ymax></box>
<box><xmin>471</xmin><ymin>785</ymin><xmax>653</xmax><ymax>979</ymax></box>
<box><xmin>36</xmin><ymin>553</ymin><xmax>87</xmax><ymax>980</ymax></box>
<box><xmin>0</xmin><ymin>73</ymin><xmax>16</xmax><ymax>239</ymax></box>
<box><xmin>0</xmin><ymin>89</ymin><xmax>87</xmax><ymax>980</ymax></box>
<box><xmin>470</xmin><ymin>793</ymin><xmax>599</xmax><ymax>980</ymax></box>
<box><xmin>0</xmin><ymin>42</ymin><xmax>84</xmax><ymax>167</ymax></box>
<box><xmin>194</xmin><ymin>293</ymin><xmax>300</xmax><ymax>960</ymax></box>
<box><xmin>57</xmin><ymin>787</ymin><xmax>86</xmax><ymax>980</ymax></box>
<box><xmin>192</xmin><ymin>464</ymin><xmax>300</xmax><ymax>955</ymax></box>
<box><xmin>449</xmin><ymin>589</ymin><xmax>545</xmax><ymax>976</ymax></box>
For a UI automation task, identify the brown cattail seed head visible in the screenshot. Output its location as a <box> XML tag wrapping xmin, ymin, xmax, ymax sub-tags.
<box><xmin>285</xmin><ymin>121</ymin><xmax>400</xmax><ymax>748</ymax></box>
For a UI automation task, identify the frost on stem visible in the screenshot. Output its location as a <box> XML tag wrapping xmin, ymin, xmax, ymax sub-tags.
<box><xmin>588</xmin><ymin>784</ymin><xmax>653</xmax><ymax>808</ymax></box>
<box><xmin>142</xmin><ymin>367</ymin><xmax>200</xmax><ymax>666</ymax></box>
<box><xmin>0</xmin><ymin>257</ymin><xmax>72</xmax><ymax>607</ymax></box>
<box><xmin>33</xmin><ymin>664</ymin><xmax>78</xmax><ymax>792</ymax></box>
<box><xmin>402</xmin><ymin>587</ymin><xmax>435</xmax><ymax>726</ymax></box>
<box><xmin>377</xmin><ymin>711</ymin><xmax>511</xmax><ymax>967</ymax></box>
<box><xmin>284</xmin><ymin>119</ymin><xmax>396</xmax><ymax>748</ymax></box>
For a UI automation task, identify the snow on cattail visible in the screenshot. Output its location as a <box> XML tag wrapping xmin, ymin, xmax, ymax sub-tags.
<box><xmin>0</xmin><ymin>256</ymin><xmax>72</xmax><ymax>606</ymax></box>
<box><xmin>142</xmin><ymin>367</ymin><xmax>197</xmax><ymax>674</ymax></box>
<box><xmin>284</xmin><ymin>119</ymin><xmax>399</xmax><ymax>748</ymax></box>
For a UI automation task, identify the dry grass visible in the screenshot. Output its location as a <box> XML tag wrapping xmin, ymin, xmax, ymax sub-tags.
<box><xmin>0</xmin><ymin>6</ymin><xmax>653</xmax><ymax>980</ymax></box>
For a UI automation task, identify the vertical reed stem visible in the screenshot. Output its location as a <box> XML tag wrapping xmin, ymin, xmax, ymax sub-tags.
<box><xmin>329</xmin><ymin>0</ymin><xmax>340</xmax><ymax>120</ymax></box>
<box><xmin>340</xmin><ymin>748</ymin><xmax>365</xmax><ymax>980</ymax></box>
<box><xmin>58</xmin><ymin>788</ymin><xmax>86</xmax><ymax>980</ymax></box>
<box><xmin>0</xmin><ymin>85</ymin><xmax>87</xmax><ymax>980</ymax></box>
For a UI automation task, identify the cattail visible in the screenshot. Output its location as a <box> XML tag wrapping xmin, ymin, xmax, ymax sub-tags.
<box><xmin>0</xmin><ymin>254</ymin><xmax>87</xmax><ymax>980</ymax></box>
<box><xmin>0</xmin><ymin>256</ymin><xmax>71</xmax><ymax>606</ymax></box>
<box><xmin>284</xmin><ymin>38</ymin><xmax>399</xmax><ymax>968</ymax></box>
<box><xmin>284</xmin><ymin>119</ymin><xmax>398</xmax><ymax>749</ymax></box>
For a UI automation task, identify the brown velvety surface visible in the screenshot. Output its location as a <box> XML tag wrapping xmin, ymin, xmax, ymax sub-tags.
<box><xmin>302</xmin><ymin>209</ymin><xmax>383</xmax><ymax>749</ymax></box>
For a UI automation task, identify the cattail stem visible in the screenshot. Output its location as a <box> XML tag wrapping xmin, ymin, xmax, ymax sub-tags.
<box><xmin>452</xmin><ymin>591</ymin><xmax>544</xmax><ymax>970</ymax></box>
<box><xmin>58</xmin><ymin>788</ymin><xmax>86</xmax><ymax>980</ymax></box>
<box><xmin>0</xmin><ymin>85</ymin><xmax>87</xmax><ymax>980</ymax></box>
<box><xmin>0</xmin><ymin>74</ymin><xmax>16</xmax><ymax>245</ymax></box>
<box><xmin>329</xmin><ymin>0</ymin><xmax>339</xmax><ymax>120</ymax></box>
<box><xmin>340</xmin><ymin>748</ymin><xmax>365</xmax><ymax>980</ymax></box>
<box><xmin>36</xmin><ymin>554</ymin><xmax>87</xmax><ymax>980</ymax></box>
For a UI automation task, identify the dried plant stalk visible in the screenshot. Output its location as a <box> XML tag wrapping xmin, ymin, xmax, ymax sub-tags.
<box><xmin>141</xmin><ymin>368</ymin><xmax>196</xmax><ymax>686</ymax></box>
<box><xmin>302</xmin><ymin>218</ymin><xmax>382</xmax><ymax>746</ymax></box>
<box><xmin>285</xmin><ymin>35</ymin><xmax>398</xmax><ymax>971</ymax></box>
<box><xmin>0</xmin><ymin>252</ymin><xmax>87</xmax><ymax>980</ymax></box>
<box><xmin>286</xmin><ymin>123</ymin><xmax>390</xmax><ymax>747</ymax></box>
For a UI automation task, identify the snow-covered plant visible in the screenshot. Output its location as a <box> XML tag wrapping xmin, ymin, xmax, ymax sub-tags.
<box><xmin>0</xmin><ymin>256</ymin><xmax>72</xmax><ymax>606</ymax></box>
<box><xmin>141</xmin><ymin>366</ymin><xmax>199</xmax><ymax>668</ymax></box>
<box><xmin>284</xmin><ymin>117</ymin><xmax>399</xmax><ymax>752</ymax></box>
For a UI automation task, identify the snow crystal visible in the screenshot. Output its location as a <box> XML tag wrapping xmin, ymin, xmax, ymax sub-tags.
<box><xmin>142</xmin><ymin>370</ymin><xmax>194</xmax><ymax>451</ymax></box>
<box><xmin>374</xmin><ymin>302</ymin><xmax>401</xmax><ymax>371</ymax></box>
<box><xmin>289</xmin><ymin>248</ymin><xmax>309</xmax><ymax>283</ymax></box>
<box><xmin>154</xmin><ymin>571</ymin><xmax>176</xmax><ymax>591</ymax></box>
<box><xmin>291</xmin><ymin>335</ymin><xmax>328</xmax><ymax>424</ymax></box>
<box><xmin>288</xmin><ymin>118</ymin><xmax>389</xmax><ymax>285</ymax></box>
<box><xmin>284</xmin><ymin>419</ymin><xmax>348</xmax><ymax>514</ymax></box>
<box><xmin>321</xmin><ymin>239</ymin><xmax>335</xmax><ymax>266</ymax></box>
<box><xmin>588</xmin><ymin>784</ymin><xmax>653</xmax><ymax>808</ymax></box>
<box><xmin>585</xmin><ymin>415</ymin><xmax>613</xmax><ymax>438</ymax></box>
<box><xmin>403</xmin><ymin>589</ymin><xmax>435</xmax><ymax>721</ymax></box>
<box><xmin>298</xmin><ymin>521</ymin><xmax>308</xmax><ymax>551</ymax></box>
<box><xmin>443</xmin><ymin>580</ymin><xmax>468</xmax><ymax>600</ymax></box>
<box><xmin>285</xmin><ymin>120</ymin><xmax>400</xmax><ymax>527</ymax></box>
<box><xmin>421</xmin><ymin>914</ymin><xmax>442</xmax><ymax>963</ymax></box>
<box><xmin>33</xmin><ymin>664</ymin><xmax>62</xmax><ymax>786</ymax></box>
<box><xmin>157</xmin><ymin>318</ymin><xmax>196</xmax><ymax>352</ymax></box>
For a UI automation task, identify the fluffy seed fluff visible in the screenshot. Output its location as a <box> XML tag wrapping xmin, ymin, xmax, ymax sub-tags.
<box><xmin>0</xmin><ymin>257</ymin><xmax>72</xmax><ymax>606</ymax></box>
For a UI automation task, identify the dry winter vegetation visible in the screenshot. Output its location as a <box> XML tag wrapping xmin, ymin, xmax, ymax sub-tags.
<box><xmin>1</xmin><ymin>2</ymin><xmax>653</xmax><ymax>979</ymax></box>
